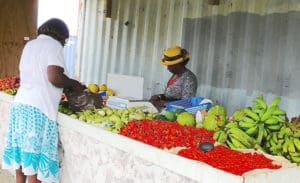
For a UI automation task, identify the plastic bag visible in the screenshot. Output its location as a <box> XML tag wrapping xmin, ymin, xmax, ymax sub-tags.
<box><xmin>64</xmin><ymin>89</ymin><xmax>103</xmax><ymax>112</ymax></box>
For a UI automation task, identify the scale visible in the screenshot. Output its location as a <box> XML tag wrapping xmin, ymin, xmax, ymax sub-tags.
<box><xmin>106</xmin><ymin>96</ymin><xmax>158</xmax><ymax>113</ymax></box>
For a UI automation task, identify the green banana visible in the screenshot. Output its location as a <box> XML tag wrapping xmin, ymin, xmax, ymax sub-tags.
<box><xmin>272</xmin><ymin>115</ymin><xmax>286</xmax><ymax>123</ymax></box>
<box><xmin>239</xmin><ymin>120</ymin><xmax>257</xmax><ymax>129</ymax></box>
<box><xmin>227</xmin><ymin>127</ymin><xmax>257</xmax><ymax>145</ymax></box>
<box><xmin>252</xmin><ymin>108</ymin><xmax>266</xmax><ymax>118</ymax></box>
<box><xmin>278</xmin><ymin>127</ymin><xmax>287</xmax><ymax>139</ymax></box>
<box><xmin>268</xmin><ymin>97</ymin><xmax>281</xmax><ymax>109</ymax></box>
<box><xmin>245</xmin><ymin>125</ymin><xmax>258</xmax><ymax>136</ymax></box>
<box><xmin>289</xmin><ymin>152</ymin><xmax>300</xmax><ymax>157</ymax></box>
<box><xmin>256</xmin><ymin>124</ymin><xmax>264</xmax><ymax>144</ymax></box>
<box><xmin>288</xmin><ymin>139</ymin><xmax>296</xmax><ymax>153</ymax></box>
<box><xmin>213</xmin><ymin>130</ymin><xmax>222</xmax><ymax>141</ymax></box>
<box><xmin>226</xmin><ymin>140</ymin><xmax>236</xmax><ymax>149</ymax></box>
<box><xmin>272</xmin><ymin>132</ymin><xmax>278</xmax><ymax>143</ymax></box>
<box><xmin>217</xmin><ymin>131</ymin><xmax>228</xmax><ymax>143</ymax></box>
<box><xmin>272</xmin><ymin>108</ymin><xmax>286</xmax><ymax>116</ymax></box>
<box><xmin>265</xmin><ymin>141</ymin><xmax>271</xmax><ymax>148</ymax></box>
<box><xmin>229</xmin><ymin>132</ymin><xmax>253</xmax><ymax>148</ymax></box>
<box><xmin>278</xmin><ymin>139</ymin><xmax>285</xmax><ymax>145</ymax></box>
<box><xmin>285</xmin><ymin>127</ymin><xmax>293</xmax><ymax>137</ymax></box>
<box><xmin>283</xmin><ymin>140</ymin><xmax>290</xmax><ymax>153</ymax></box>
<box><xmin>263</xmin><ymin>127</ymin><xmax>269</xmax><ymax>138</ymax></box>
<box><xmin>260</xmin><ymin>106</ymin><xmax>276</xmax><ymax>122</ymax></box>
<box><xmin>244</xmin><ymin>108</ymin><xmax>260</xmax><ymax>121</ymax></box>
<box><xmin>242</xmin><ymin>116</ymin><xmax>256</xmax><ymax>123</ymax></box>
<box><xmin>293</xmin><ymin>130</ymin><xmax>300</xmax><ymax>138</ymax></box>
<box><xmin>266</xmin><ymin>124</ymin><xmax>282</xmax><ymax>131</ymax></box>
<box><xmin>229</xmin><ymin>135</ymin><xmax>248</xmax><ymax>149</ymax></box>
<box><xmin>269</xmin><ymin>138</ymin><xmax>278</xmax><ymax>148</ymax></box>
<box><xmin>290</xmin><ymin>156</ymin><xmax>300</xmax><ymax>163</ymax></box>
<box><xmin>264</xmin><ymin>117</ymin><xmax>279</xmax><ymax>125</ymax></box>
<box><xmin>253</xmin><ymin>96</ymin><xmax>267</xmax><ymax>110</ymax></box>
<box><xmin>293</xmin><ymin>138</ymin><xmax>300</xmax><ymax>151</ymax></box>
<box><xmin>225</xmin><ymin>122</ymin><xmax>239</xmax><ymax>129</ymax></box>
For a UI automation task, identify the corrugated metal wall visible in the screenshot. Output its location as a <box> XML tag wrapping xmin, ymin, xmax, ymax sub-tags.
<box><xmin>75</xmin><ymin>0</ymin><xmax>300</xmax><ymax>117</ymax></box>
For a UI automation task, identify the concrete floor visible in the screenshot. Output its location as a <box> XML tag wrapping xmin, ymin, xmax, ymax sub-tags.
<box><xmin>0</xmin><ymin>165</ymin><xmax>15</xmax><ymax>183</ymax></box>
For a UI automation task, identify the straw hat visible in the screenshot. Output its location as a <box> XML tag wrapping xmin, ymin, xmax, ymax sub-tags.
<box><xmin>160</xmin><ymin>46</ymin><xmax>190</xmax><ymax>66</ymax></box>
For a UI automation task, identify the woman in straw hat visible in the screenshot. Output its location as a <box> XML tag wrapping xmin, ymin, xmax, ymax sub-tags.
<box><xmin>149</xmin><ymin>46</ymin><xmax>198</xmax><ymax>109</ymax></box>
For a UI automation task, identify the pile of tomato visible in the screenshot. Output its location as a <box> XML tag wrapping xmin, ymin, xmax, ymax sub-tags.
<box><xmin>119</xmin><ymin>120</ymin><xmax>281</xmax><ymax>176</ymax></box>
<box><xmin>0</xmin><ymin>76</ymin><xmax>20</xmax><ymax>95</ymax></box>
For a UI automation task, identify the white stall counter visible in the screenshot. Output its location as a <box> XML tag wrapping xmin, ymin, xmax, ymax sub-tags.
<box><xmin>1</xmin><ymin>92</ymin><xmax>300</xmax><ymax>183</ymax></box>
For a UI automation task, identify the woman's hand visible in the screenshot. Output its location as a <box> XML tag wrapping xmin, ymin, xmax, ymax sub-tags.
<box><xmin>149</xmin><ymin>94</ymin><xmax>164</xmax><ymax>102</ymax></box>
<box><xmin>149</xmin><ymin>94</ymin><xmax>166</xmax><ymax>108</ymax></box>
<box><xmin>151</xmin><ymin>100</ymin><xmax>166</xmax><ymax>108</ymax></box>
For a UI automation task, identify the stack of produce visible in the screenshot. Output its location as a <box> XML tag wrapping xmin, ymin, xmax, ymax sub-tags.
<box><xmin>58</xmin><ymin>102</ymin><xmax>156</xmax><ymax>133</ymax></box>
<box><xmin>120</xmin><ymin>120</ymin><xmax>282</xmax><ymax>175</ymax></box>
<box><xmin>265</xmin><ymin>117</ymin><xmax>300</xmax><ymax>165</ymax></box>
<box><xmin>210</xmin><ymin>94</ymin><xmax>300</xmax><ymax>165</ymax></box>
<box><xmin>87</xmin><ymin>83</ymin><xmax>115</xmax><ymax>97</ymax></box>
<box><xmin>0</xmin><ymin>76</ymin><xmax>20</xmax><ymax>95</ymax></box>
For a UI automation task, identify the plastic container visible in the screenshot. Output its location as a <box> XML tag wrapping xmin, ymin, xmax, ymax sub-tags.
<box><xmin>165</xmin><ymin>97</ymin><xmax>212</xmax><ymax>114</ymax></box>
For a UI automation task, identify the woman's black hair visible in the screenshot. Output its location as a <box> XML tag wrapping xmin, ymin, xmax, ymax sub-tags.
<box><xmin>37</xmin><ymin>18</ymin><xmax>69</xmax><ymax>46</ymax></box>
<box><xmin>180</xmin><ymin>58</ymin><xmax>190</xmax><ymax>66</ymax></box>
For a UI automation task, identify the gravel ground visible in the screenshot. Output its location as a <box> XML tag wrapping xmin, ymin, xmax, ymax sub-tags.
<box><xmin>0</xmin><ymin>165</ymin><xmax>15</xmax><ymax>183</ymax></box>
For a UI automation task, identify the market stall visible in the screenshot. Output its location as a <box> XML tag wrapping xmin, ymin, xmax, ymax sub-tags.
<box><xmin>1</xmin><ymin>90</ymin><xmax>300</xmax><ymax>183</ymax></box>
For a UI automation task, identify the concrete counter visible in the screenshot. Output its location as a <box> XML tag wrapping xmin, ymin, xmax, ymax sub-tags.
<box><xmin>1</xmin><ymin>92</ymin><xmax>300</xmax><ymax>183</ymax></box>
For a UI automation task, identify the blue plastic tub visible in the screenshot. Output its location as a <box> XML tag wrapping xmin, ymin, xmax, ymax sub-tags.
<box><xmin>165</xmin><ymin>97</ymin><xmax>212</xmax><ymax>114</ymax></box>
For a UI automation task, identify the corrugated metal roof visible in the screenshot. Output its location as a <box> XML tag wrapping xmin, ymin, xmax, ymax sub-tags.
<box><xmin>75</xmin><ymin>0</ymin><xmax>300</xmax><ymax>117</ymax></box>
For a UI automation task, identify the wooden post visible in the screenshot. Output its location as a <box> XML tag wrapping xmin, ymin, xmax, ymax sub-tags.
<box><xmin>104</xmin><ymin>0</ymin><xmax>112</xmax><ymax>18</ymax></box>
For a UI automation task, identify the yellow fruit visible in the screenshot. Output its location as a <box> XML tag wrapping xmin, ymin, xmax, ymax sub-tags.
<box><xmin>87</xmin><ymin>84</ymin><xmax>99</xmax><ymax>93</ymax></box>
<box><xmin>106</xmin><ymin>88</ymin><xmax>115</xmax><ymax>96</ymax></box>
<box><xmin>98</xmin><ymin>84</ymin><xmax>107</xmax><ymax>91</ymax></box>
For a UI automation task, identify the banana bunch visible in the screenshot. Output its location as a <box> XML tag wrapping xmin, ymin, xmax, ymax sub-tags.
<box><xmin>213</xmin><ymin>122</ymin><xmax>260</xmax><ymax>150</ymax></box>
<box><xmin>265</xmin><ymin>122</ymin><xmax>300</xmax><ymax>165</ymax></box>
<box><xmin>237</xmin><ymin>95</ymin><xmax>286</xmax><ymax>145</ymax></box>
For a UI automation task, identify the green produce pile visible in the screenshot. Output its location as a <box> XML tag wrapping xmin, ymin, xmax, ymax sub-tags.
<box><xmin>59</xmin><ymin>94</ymin><xmax>300</xmax><ymax>166</ymax></box>
<box><xmin>212</xmin><ymin>95</ymin><xmax>300</xmax><ymax>165</ymax></box>
<box><xmin>59</xmin><ymin>102</ymin><xmax>156</xmax><ymax>133</ymax></box>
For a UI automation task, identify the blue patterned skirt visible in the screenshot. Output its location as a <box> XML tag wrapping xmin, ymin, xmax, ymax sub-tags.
<box><xmin>2</xmin><ymin>103</ymin><xmax>59</xmax><ymax>182</ymax></box>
